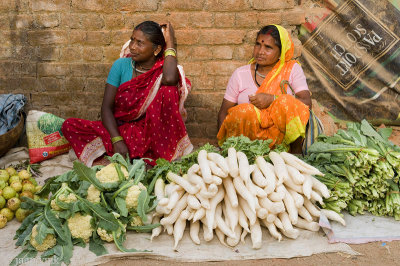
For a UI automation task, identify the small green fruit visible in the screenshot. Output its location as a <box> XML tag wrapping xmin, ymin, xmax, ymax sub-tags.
<box><xmin>15</xmin><ymin>208</ymin><xmax>30</xmax><ymax>222</ymax></box>
<box><xmin>3</xmin><ymin>186</ymin><xmax>16</xmax><ymax>200</ymax></box>
<box><xmin>29</xmin><ymin>178</ymin><xmax>38</xmax><ymax>186</ymax></box>
<box><xmin>18</xmin><ymin>170</ymin><xmax>31</xmax><ymax>180</ymax></box>
<box><xmin>0</xmin><ymin>214</ymin><xmax>7</xmax><ymax>228</ymax></box>
<box><xmin>0</xmin><ymin>170</ymin><xmax>9</xmax><ymax>183</ymax></box>
<box><xmin>10</xmin><ymin>182</ymin><xmax>22</xmax><ymax>193</ymax></box>
<box><xmin>22</xmin><ymin>183</ymin><xmax>35</xmax><ymax>193</ymax></box>
<box><xmin>20</xmin><ymin>191</ymin><xmax>34</xmax><ymax>200</ymax></box>
<box><xmin>7</xmin><ymin>197</ymin><xmax>21</xmax><ymax>211</ymax></box>
<box><xmin>0</xmin><ymin>196</ymin><xmax>5</xmax><ymax>209</ymax></box>
<box><xmin>9</xmin><ymin>175</ymin><xmax>20</xmax><ymax>184</ymax></box>
<box><xmin>5</xmin><ymin>167</ymin><xmax>17</xmax><ymax>177</ymax></box>
<box><xmin>0</xmin><ymin>180</ymin><xmax>6</xmax><ymax>190</ymax></box>
<box><xmin>0</xmin><ymin>208</ymin><xmax>14</xmax><ymax>221</ymax></box>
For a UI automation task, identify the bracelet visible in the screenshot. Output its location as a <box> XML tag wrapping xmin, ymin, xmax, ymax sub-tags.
<box><xmin>165</xmin><ymin>47</ymin><xmax>177</xmax><ymax>54</ymax></box>
<box><xmin>111</xmin><ymin>136</ymin><xmax>123</xmax><ymax>144</ymax></box>
<box><xmin>164</xmin><ymin>50</ymin><xmax>177</xmax><ymax>58</ymax></box>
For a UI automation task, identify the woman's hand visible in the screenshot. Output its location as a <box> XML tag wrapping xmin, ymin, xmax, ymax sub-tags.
<box><xmin>249</xmin><ymin>93</ymin><xmax>274</xmax><ymax>109</ymax></box>
<box><xmin>160</xmin><ymin>22</ymin><xmax>176</xmax><ymax>49</ymax></box>
<box><xmin>112</xmin><ymin>140</ymin><xmax>129</xmax><ymax>158</ymax></box>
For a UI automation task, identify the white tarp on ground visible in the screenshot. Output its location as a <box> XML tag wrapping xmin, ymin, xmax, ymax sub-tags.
<box><xmin>0</xmin><ymin>147</ymin><xmax>357</xmax><ymax>265</ymax></box>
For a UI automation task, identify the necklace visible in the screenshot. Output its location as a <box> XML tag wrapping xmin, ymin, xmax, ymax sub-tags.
<box><xmin>131</xmin><ymin>59</ymin><xmax>150</xmax><ymax>75</ymax></box>
<box><xmin>254</xmin><ymin>64</ymin><xmax>264</xmax><ymax>87</ymax></box>
<box><xmin>255</xmin><ymin>64</ymin><xmax>266</xmax><ymax>78</ymax></box>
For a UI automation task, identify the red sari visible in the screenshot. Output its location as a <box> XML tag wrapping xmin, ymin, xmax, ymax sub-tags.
<box><xmin>61</xmin><ymin>59</ymin><xmax>193</xmax><ymax>166</ymax></box>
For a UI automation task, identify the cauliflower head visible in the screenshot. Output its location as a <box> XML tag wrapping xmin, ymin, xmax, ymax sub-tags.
<box><xmin>95</xmin><ymin>163</ymin><xmax>128</xmax><ymax>183</ymax></box>
<box><xmin>30</xmin><ymin>224</ymin><xmax>56</xmax><ymax>252</ymax></box>
<box><xmin>86</xmin><ymin>184</ymin><xmax>100</xmax><ymax>203</ymax></box>
<box><xmin>51</xmin><ymin>193</ymin><xmax>77</xmax><ymax>210</ymax></box>
<box><xmin>68</xmin><ymin>213</ymin><xmax>93</xmax><ymax>243</ymax></box>
<box><xmin>130</xmin><ymin>216</ymin><xmax>143</xmax><ymax>227</ymax></box>
<box><xmin>126</xmin><ymin>182</ymin><xmax>146</xmax><ymax>209</ymax></box>
<box><xmin>97</xmin><ymin>224</ymin><xmax>126</xmax><ymax>242</ymax></box>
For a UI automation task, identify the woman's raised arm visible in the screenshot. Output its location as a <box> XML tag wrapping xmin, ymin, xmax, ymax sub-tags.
<box><xmin>161</xmin><ymin>22</ymin><xmax>179</xmax><ymax>85</ymax></box>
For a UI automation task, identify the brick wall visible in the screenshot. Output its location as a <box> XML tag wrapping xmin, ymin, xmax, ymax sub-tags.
<box><xmin>0</xmin><ymin>0</ymin><xmax>306</xmax><ymax>142</ymax></box>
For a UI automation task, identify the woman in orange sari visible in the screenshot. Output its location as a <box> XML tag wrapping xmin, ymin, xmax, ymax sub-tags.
<box><xmin>217</xmin><ymin>25</ymin><xmax>311</xmax><ymax>153</ymax></box>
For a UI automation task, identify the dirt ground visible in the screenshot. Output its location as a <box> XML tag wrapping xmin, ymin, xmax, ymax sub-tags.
<box><xmin>101</xmin><ymin>241</ymin><xmax>400</xmax><ymax>266</ymax></box>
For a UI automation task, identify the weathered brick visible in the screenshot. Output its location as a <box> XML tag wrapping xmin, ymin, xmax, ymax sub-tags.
<box><xmin>0</xmin><ymin>48</ymin><xmax>12</xmax><ymax>59</ymax></box>
<box><xmin>214</xmin><ymin>75</ymin><xmax>231</xmax><ymax>89</ymax></box>
<box><xmin>60</xmin><ymin>47</ymin><xmax>82</xmax><ymax>62</ymax></box>
<box><xmin>180</xmin><ymin>62</ymin><xmax>203</xmax><ymax>76</ymax></box>
<box><xmin>235</xmin><ymin>12</ymin><xmax>258</xmax><ymax>28</ymax></box>
<box><xmin>38</xmin><ymin>77</ymin><xmax>62</xmax><ymax>91</ymax></box>
<box><xmin>11</xmin><ymin>15</ymin><xmax>34</xmax><ymax>30</ymax></box>
<box><xmin>86</xmin><ymin>78</ymin><xmax>106</xmax><ymax>93</ymax></box>
<box><xmin>68</xmin><ymin>30</ymin><xmax>86</xmax><ymax>44</ymax></box>
<box><xmin>0</xmin><ymin>0</ymin><xmax>17</xmax><ymax>12</ymax></box>
<box><xmin>185</xmin><ymin>123</ymin><xmax>205</xmax><ymax>138</ymax></box>
<box><xmin>257</xmin><ymin>12</ymin><xmax>282</xmax><ymax>26</ymax></box>
<box><xmin>243</xmin><ymin>29</ymin><xmax>258</xmax><ymax>44</ymax></box>
<box><xmin>188</xmin><ymin>75</ymin><xmax>214</xmax><ymax>90</ymax></box>
<box><xmin>28</xmin><ymin>31</ymin><xmax>68</xmax><ymax>45</ymax></box>
<box><xmin>161</xmin><ymin>0</ymin><xmax>205</xmax><ymax>11</ymax></box>
<box><xmin>123</xmin><ymin>13</ymin><xmax>147</xmax><ymax>29</ymax></box>
<box><xmin>212</xmin><ymin>46</ymin><xmax>233</xmax><ymax>60</ymax></box>
<box><xmin>18</xmin><ymin>62</ymin><xmax>37</xmax><ymax>76</ymax></box>
<box><xmin>195</xmin><ymin>107</ymin><xmax>215</xmax><ymax>123</ymax></box>
<box><xmin>205</xmin><ymin>123</ymin><xmax>218</xmax><ymax>138</ymax></box>
<box><xmin>31</xmin><ymin>0</ymin><xmax>69</xmax><ymax>11</ymax></box>
<box><xmin>200</xmin><ymin>29</ymin><xmax>246</xmax><ymax>45</ymax></box>
<box><xmin>38</xmin><ymin>63</ymin><xmax>70</xmax><ymax>76</ymax></box>
<box><xmin>293</xmin><ymin>37</ymin><xmax>303</xmax><ymax>58</ymax></box>
<box><xmin>176</xmin><ymin>45</ymin><xmax>191</xmax><ymax>60</ymax></box>
<box><xmin>82</xmin><ymin>47</ymin><xmax>103</xmax><ymax>61</ymax></box>
<box><xmin>19</xmin><ymin>77</ymin><xmax>39</xmax><ymax>92</ymax></box>
<box><xmin>69</xmin><ymin>63</ymin><xmax>110</xmax><ymax>77</ymax></box>
<box><xmin>206</xmin><ymin>61</ymin><xmax>242</xmax><ymax>75</ymax></box>
<box><xmin>175</xmin><ymin>29</ymin><xmax>200</xmax><ymax>45</ymax></box>
<box><xmin>86</xmin><ymin>31</ymin><xmax>111</xmax><ymax>45</ymax></box>
<box><xmin>13</xmin><ymin>45</ymin><xmax>33</xmax><ymax>60</ymax></box>
<box><xmin>283</xmin><ymin>8</ymin><xmax>306</xmax><ymax>25</ymax></box>
<box><xmin>61</xmin><ymin>13</ymin><xmax>81</xmax><ymax>29</ymax></box>
<box><xmin>190</xmin><ymin>46</ymin><xmax>213</xmax><ymax>61</ymax></box>
<box><xmin>114</xmin><ymin>0</ymin><xmax>158</xmax><ymax>12</ymax></box>
<box><xmin>214</xmin><ymin>13</ymin><xmax>235</xmax><ymax>28</ymax></box>
<box><xmin>191</xmin><ymin>12</ymin><xmax>213</xmax><ymax>28</ymax></box>
<box><xmin>71</xmin><ymin>0</ymin><xmax>112</xmax><ymax>12</ymax></box>
<box><xmin>0</xmin><ymin>15</ymin><xmax>10</xmax><ymax>30</ymax></box>
<box><xmin>34</xmin><ymin>14</ymin><xmax>60</xmax><ymax>28</ymax></box>
<box><xmin>104</xmin><ymin>14</ymin><xmax>124</xmax><ymax>30</ymax></box>
<box><xmin>83</xmin><ymin>92</ymin><xmax>104</xmax><ymax>107</ymax></box>
<box><xmin>205</xmin><ymin>0</ymin><xmax>249</xmax><ymax>11</ymax></box>
<box><xmin>0</xmin><ymin>61</ymin><xmax>19</xmax><ymax>76</ymax></box>
<box><xmin>110</xmin><ymin>30</ymin><xmax>131</xmax><ymax>46</ymax></box>
<box><xmin>103</xmin><ymin>46</ymin><xmax>121</xmax><ymax>63</ymax></box>
<box><xmin>81</xmin><ymin>14</ymin><xmax>104</xmax><ymax>30</ymax></box>
<box><xmin>249</xmin><ymin>0</ymin><xmax>295</xmax><ymax>10</ymax></box>
<box><xmin>65</xmin><ymin>77</ymin><xmax>86</xmax><ymax>92</ymax></box>
<box><xmin>233</xmin><ymin>44</ymin><xmax>253</xmax><ymax>60</ymax></box>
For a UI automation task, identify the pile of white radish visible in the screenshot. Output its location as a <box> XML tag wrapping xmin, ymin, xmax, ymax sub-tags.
<box><xmin>150</xmin><ymin>149</ymin><xmax>346</xmax><ymax>250</ymax></box>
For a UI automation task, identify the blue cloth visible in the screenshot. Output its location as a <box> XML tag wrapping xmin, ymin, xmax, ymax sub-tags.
<box><xmin>106</xmin><ymin>58</ymin><xmax>134</xmax><ymax>87</ymax></box>
<box><xmin>0</xmin><ymin>94</ymin><xmax>26</xmax><ymax>134</ymax></box>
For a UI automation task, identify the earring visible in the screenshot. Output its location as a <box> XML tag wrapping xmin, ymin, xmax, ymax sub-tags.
<box><xmin>154</xmin><ymin>52</ymin><xmax>158</xmax><ymax>56</ymax></box>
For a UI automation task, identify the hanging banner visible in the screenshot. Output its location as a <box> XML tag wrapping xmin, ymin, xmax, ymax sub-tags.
<box><xmin>299</xmin><ymin>0</ymin><xmax>400</xmax><ymax>125</ymax></box>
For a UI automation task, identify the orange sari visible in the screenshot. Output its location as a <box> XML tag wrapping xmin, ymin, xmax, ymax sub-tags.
<box><xmin>217</xmin><ymin>25</ymin><xmax>310</xmax><ymax>149</ymax></box>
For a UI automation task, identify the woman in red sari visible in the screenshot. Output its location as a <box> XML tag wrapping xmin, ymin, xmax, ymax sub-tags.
<box><xmin>62</xmin><ymin>21</ymin><xmax>193</xmax><ymax>166</ymax></box>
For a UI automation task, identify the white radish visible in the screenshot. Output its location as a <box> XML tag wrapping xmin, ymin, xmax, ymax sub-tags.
<box><xmin>187</xmin><ymin>172</ymin><xmax>207</xmax><ymax>191</ymax></box>
<box><xmin>281</xmin><ymin>228</ymin><xmax>299</xmax><ymax>239</ymax></box>
<box><xmin>280</xmin><ymin>152</ymin><xmax>324</xmax><ymax>176</ymax></box>
<box><xmin>268</xmin><ymin>191</ymin><xmax>285</xmax><ymax>202</ymax></box>
<box><xmin>200</xmin><ymin>183</ymin><xmax>218</xmax><ymax>198</ymax></box>
<box><xmin>259</xmin><ymin>197</ymin><xmax>285</xmax><ymax>214</ymax></box>
<box><xmin>256</xmin><ymin>207</ymin><xmax>268</xmax><ymax>219</ymax></box>
<box><xmin>150</xmin><ymin>216</ymin><xmax>162</xmax><ymax>241</ymax></box>
<box><xmin>208</xmin><ymin>152</ymin><xmax>229</xmax><ymax>174</ymax></box>
<box><xmin>202</xmin><ymin>220</ymin><xmax>214</xmax><ymax>242</ymax></box>
<box><xmin>215</xmin><ymin>228</ymin><xmax>229</xmax><ymax>247</ymax></box>
<box><xmin>273</xmin><ymin>217</ymin><xmax>284</xmax><ymax>230</ymax></box>
<box><xmin>240</xmin><ymin>229</ymin><xmax>248</xmax><ymax>243</ymax></box>
<box><xmin>256</xmin><ymin>157</ymin><xmax>277</xmax><ymax>194</ymax></box>
<box><xmin>211</xmin><ymin>175</ymin><xmax>223</xmax><ymax>185</ymax></box>
<box><xmin>248</xmin><ymin>178</ymin><xmax>268</xmax><ymax>198</ymax></box>
<box><xmin>187</xmin><ymin>163</ymin><xmax>200</xmax><ymax>176</ymax></box>
<box><xmin>283</xmin><ymin>188</ymin><xmax>298</xmax><ymax>224</ymax></box>
<box><xmin>295</xmin><ymin>217</ymin><xmax>320</xmax><ymax>232</ymax></box>
<box><xmin>154</xmin><ymin>178</ymin><xmax>165</xmax><ymax>200</ymax></box>
<box><xmin>198</xmin><ymin>150</ymin><xmax>213</xmax><ymax>183</ymax></box>
<box><xmin>283</xmin><ymin>176</ymin><xmax>303</xmax><ymax>194</ymax></box>
<box><xmin>278</xmin><ymin>212</ymin><xmax>294</xmax><ymax>232</ymax></box>
<box><xmin>262</xmin><ymin>220</ymin><xmax>282</xmax><ymax>241</ymax></box>
<box><xmin>223</xmin><ymin>195</ymin><xmax>239</xmax><ymax>231</ymax></box>
<box><xmin>309</xmin><ymin>175</ymin><xmax>330</xmax><ymax>198</ymax></box>
<box><xmin>287</xmin><ymin>189</ymin><xmax>304</xmax><ymax>209</ymax></box>
<box><xmin>166</xmin><ymin>189</ymin><xmax>185</xmax><ymax>212</ymax></box>
<box><xmin>233</xmin><ymin>177</ymin><xmax>256</xmax><ymax>213</ymax></box>
<box><xmin>215</xmin><ymin>204</ymin><xmax>236</xmax><ymax>238</ymax></box>
<box><xmin>193</xmin><ymin>207</ymin><xmax>206</xmax><ymax>222</ymax></box>
<box><xmin>222</xmin><ymin>176</ymin><xmax>238</xmax><ymax>207</ymax></box>
<box><xmin>161</xmin><ymin>193</ymin><xmax>188</xmax><ymax>226</ymax></box>
<box><xmin>208</xmin><ymin>160</ymin><xmax>228</xmax><ymax>178</ymax></box>
<box><xmin>189</xmin><ymin>220</ymin><xmax>201</xmax><ymax>245</ymax></box>
<box><xmin>321</xmin><ymin>209</ymin><xmax>346</xmax><ymax>226</ymax></box>
<box><xmin>158</xmin><ymin>197</ymin><xmax>169</xmax><ymax>206</ymax></box>
<box><xmin>165</xmin><ymin>183</ymin><xmax>181</xmax><ymax>197</ymax></box>
<box><xmin>252</xmin><ymin>165</ymin><xmax>268</xmax><ymax>187</ymax></box>
<box><xmin>302</xmin><ymin>175</ymin><xmax>313</xmax><ymax>199</ymax></box>
<box><xmin>269</xmin><ymin>151</ymin><xmax>289</xmax><ymax>184</ymax></box>
<box><xmin>237</xmin><ymin>151</ymin><xmax>250</xmax><ymax>184</ymax></box>
<box><xmin>238</xmin><ymin>196</ymin><xmax>257</xmax><ymax>225</ymax></box>
<box><xmin>227</xmin><ymin>147</ymin><xmax>239</xmax><ymax>177</ymax></box>
<box><xmin>166</xmin><ymin>172</ymin><xmax>200</xmax><ymax>195</ymax></box>
<box><xmin>298</xmin><ymin>206</ymin><xmax>313</xmax><ymax>222</ymax></box>
<box><xmin>250</xmin><ymin>219</ymin><xmax>262</xmax><ymax>249</ymax></box>
<box><xmin>195</xmin><ymin>193</ymin><xmax>210</xmax><ymax>210</ymax></box>
<box><xmin>165</xmin><ymin>223</ymin><xmax>173</xmax><ymax>235</ymax></box>
<box><xmin>226</xmin><ymin>225</ymin><xmax>242</xmax><ymax>247</ymax></box>
<box><xmin>287</xmin><ymin>165</ymin><xmax>305</xmax><ymax>185</ymax></box>
<box><xmin>238</xmin><ymin>206</ymin><xmax>250</xmax><ymax>232</ymax></box>
<box><xmin>303</xmin><ymin>197</ymin><xmax>321</xmax><ymax>217</ymax></box>
<box><xmin>206</xmin><ymin>186</ymin><xmax>225</xmax><ymax>232</ymax></box>
<box><xmin>311</xmin><ymin>191</ymin><xmax>324</xmax><ymax>205</ymax></box>
<box><xmin>187</xmin><ymin>194</ymin><xmax>201</xmax><ymax>210</ymax></box>
<box><xmin>266</xmin><ymin>213</ymin><xmax>276</xmax><ymax>223</ymax></box>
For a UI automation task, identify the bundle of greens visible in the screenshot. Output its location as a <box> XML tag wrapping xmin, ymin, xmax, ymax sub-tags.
<box><xmin>11</xmin><ymin>154</ymin><xmax>159</xmax><ymax>266</ymax></box>
<box><xmin>306</xmin><ymin>120</ymin><xmax>400</xmax><ymax>219</ymax></box>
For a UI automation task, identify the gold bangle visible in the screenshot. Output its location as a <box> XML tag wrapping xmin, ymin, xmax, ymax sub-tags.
<box><xmin>111</xmin><ymin>136</ymin><xmax>123</xmax><ymax>144</ymax></box>
<box><xmin>164</xmin><ymin>50</ymin><xmax>176</xmax><ymax>58</ymax></box>
<box><xmin>165</xmin><ymin>47</ymin><xmax>177</xmax><ymax>54</ymax></box>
